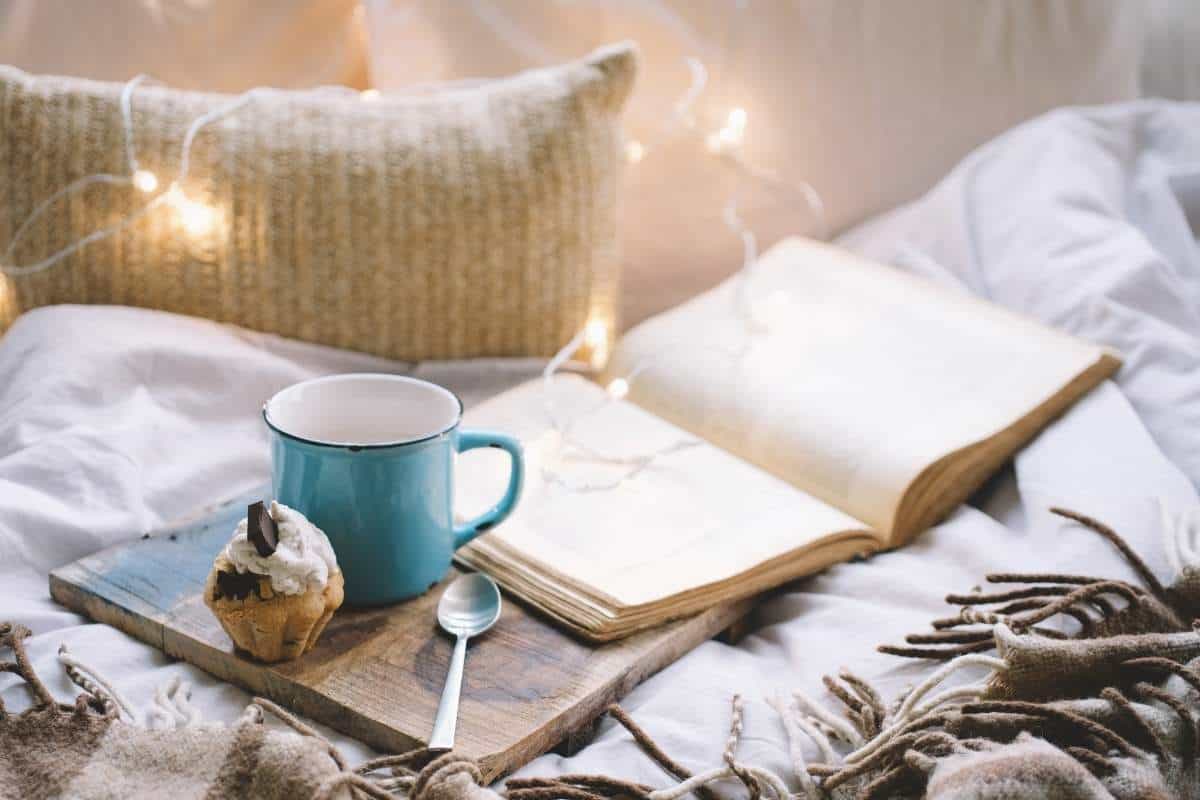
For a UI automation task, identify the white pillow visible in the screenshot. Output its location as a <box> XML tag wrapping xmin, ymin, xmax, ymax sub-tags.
<box><xmin>0</xmin><ymin>0</ymin><xmax>368</xmax><ymax>91</ymax></box>
<box><xmin>363</xmin><ymin>1</ymin><xmax>1143</xmax><ymax>326</ymax></box>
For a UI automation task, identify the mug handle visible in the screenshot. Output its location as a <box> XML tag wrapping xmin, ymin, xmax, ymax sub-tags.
<box><xmin>453</xmin><ymin>429</ymin><xmax>525</xmax><ymax>549</ymax></box>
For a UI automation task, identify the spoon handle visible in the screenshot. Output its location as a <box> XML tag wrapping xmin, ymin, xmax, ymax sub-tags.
<box><xmin>429</xmin><ymin>634</ymin><xmax>468</xmax><ymax>749</ymax></box>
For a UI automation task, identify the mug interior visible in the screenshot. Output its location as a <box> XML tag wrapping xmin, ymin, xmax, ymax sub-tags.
<box><xmin>265</xmin><ymin>374</ymin><xmax>461</xmax><ymax>447</ymax></box>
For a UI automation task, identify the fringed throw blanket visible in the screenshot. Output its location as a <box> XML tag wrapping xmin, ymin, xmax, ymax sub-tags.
<box><xmin>774</xmin><ymin>507</ymin><xmax>1200</xmax><ymax>799</ymax></box>
<box><xmin>4</xmin><ymin>507</ymin><xmax>1199</xmax><ymax>799</ymax></box>
<box><xmin>0</xmin><ymin>620</ymin><xmax>501</xmax><ymax>800</ymax></box>
<box><xmin>0</xmin><ymin>623</ymin><xmax>774</xmax><ymax>800</ymax></box>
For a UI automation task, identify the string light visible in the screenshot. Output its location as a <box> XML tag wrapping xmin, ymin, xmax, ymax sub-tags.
<box><xmin>583</xmin><ymin>318</ymin><xmax>611</xmax><ymax>369</ymax></box>
<box><xmin>728</xmin><ymin>107</ymin><xmax>747</xmax><ymax>134</ymax></box>
<box><xmin>706</xmin><ymin>107</ymin><xmax>749</xmax><ymax>155</ymax></box>
<box><xmin>539</xmin><ymin>330</ymin><xmax>703</xmax><ymax>493</ymax></box>
<box><xmin>167</xmin><ymin>183</ymin><xmax>219</xmax><ymax>238</ymax></box>
<box><xmin>540</xmin><ymin>19</ymin><xmax>828</xmax><ymax>493</ymax></box>
<box><xmin>584</xmin><ymin>319</ymin><xmax>607</xmax><ymax>347</ymax></box>
<box><xmin>0</xmin><ymin>79</ymin><xmax>262</xmax><ymax>277</ymax></box>
<box><xmin>132</xmin><ymin>169</ymin><xmax>159</xmax><ymax>194</ymax></box>
<box><xmin>0</xmin><ymin>8</ymin><xmax>827</xmax><ymax>497</ymax></box>
<box><xmin>674</xmin><ymin>58</ymin><xmax>708</xmax><ymax>128</ymax></box>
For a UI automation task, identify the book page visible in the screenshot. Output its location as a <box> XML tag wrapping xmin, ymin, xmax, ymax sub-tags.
<box><xmin>607</xmin><ymin>237</ymin><xmax>1114</xmax><ymax>539</ymax></box>
<box><xmin>454</xmin><ymin>376</ymin><xmax>873</xmax><ymax>608</ymax></box>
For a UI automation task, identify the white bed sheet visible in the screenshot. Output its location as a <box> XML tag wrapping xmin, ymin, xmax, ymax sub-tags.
<box><xmin>2</xmin><ymin>100</ymin><xmax>1199</xmax><ymax>790</ymax></box>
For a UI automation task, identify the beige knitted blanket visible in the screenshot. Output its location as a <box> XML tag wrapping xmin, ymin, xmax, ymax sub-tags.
<box><xmin>0</xmin><ymin>622</ymin><xmax>496</xmax><ymax>800</ymax></box>
<box><xmin>5</xmin><ymin>508</ymin><xmax>1199</xmax><ymax>799</ymax></box>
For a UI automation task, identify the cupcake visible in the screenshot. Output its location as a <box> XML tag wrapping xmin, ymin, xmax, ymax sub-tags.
<box><xmin>205</xmin><ymin>500</ymin><xmax>344</xmax><ymax>662</ymax></box>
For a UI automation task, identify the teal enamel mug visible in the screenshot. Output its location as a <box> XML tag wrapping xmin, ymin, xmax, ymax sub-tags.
<box><xmin>263</xmin><ymin>374</ymin><xmax>524</xmax><ymax>606</ymax></box>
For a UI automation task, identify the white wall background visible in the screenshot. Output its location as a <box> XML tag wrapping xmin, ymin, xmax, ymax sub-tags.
<box><xmin>364</xmin><ymin>1</ymin><xmax>1146</xmax><ymax>323</ymax></box>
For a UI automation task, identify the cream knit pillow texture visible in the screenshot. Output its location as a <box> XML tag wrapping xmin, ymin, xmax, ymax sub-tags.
<box><xmin>0</xmin><ymin>44</ymin><xmax>635</xmax><ymax>360</ymax></box>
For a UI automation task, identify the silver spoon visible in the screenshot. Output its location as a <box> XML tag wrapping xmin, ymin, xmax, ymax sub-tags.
<box><xmin>428</xmin><ymin>572</ymin><xmax>502</xmax><ymax>750</ymax></box>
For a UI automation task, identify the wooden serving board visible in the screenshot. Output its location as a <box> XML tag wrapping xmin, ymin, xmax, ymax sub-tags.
<box><xmin>49</xmin><ymin>488</ymin><xmax>751</xmax><ymax>781</ymax></box>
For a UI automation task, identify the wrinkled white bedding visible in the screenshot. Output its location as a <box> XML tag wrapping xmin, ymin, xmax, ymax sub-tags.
<box><xmin>2</xmin><ymin>100</ymin><xmax>1199</xmax><ymax>788</ymax></box>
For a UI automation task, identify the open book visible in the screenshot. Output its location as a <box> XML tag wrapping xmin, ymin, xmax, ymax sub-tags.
<box><xmin>455</xmin><ymin>238</ymin><xmax>1121</xmax><ymax>641</ymax></box>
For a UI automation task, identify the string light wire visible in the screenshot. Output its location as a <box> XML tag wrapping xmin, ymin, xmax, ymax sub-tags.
<box><xmin>2</xmin><ymin>75</ymin><xmax>160</xmax><ymax>276</ymax></box>
<box><xmin>2</xmin><ymin>175</ymin><xmax>154</xmax><ymax>276</ymax></box>
<box><xmin>540</xmin><ymin>13</ymin><xmax>827</xmax><ymax>493</ymax></box>
<box><xmin>121</xmin><ymin>75</ymin><xmax>151</xmax><ymax>175</ymax></box>
<box><xmin>539</xmin><ymin>330</ymin><xmax>707</xmax><ymax>493</ymax></box>
<box><xmin>2</xmin><ymin>81</ymin><xmax>289</xmax><ymax>277</ymax></box>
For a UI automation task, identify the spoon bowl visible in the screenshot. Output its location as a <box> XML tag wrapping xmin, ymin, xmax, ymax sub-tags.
<box><xmin>437</xmin><ymin>572</ymin><xmax>502</xmax><ymax>637</ymax></box>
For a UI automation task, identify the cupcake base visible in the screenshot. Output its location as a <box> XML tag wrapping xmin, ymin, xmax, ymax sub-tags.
<box><xmin>204</xmin><ymin>556</ymin><xmax>344</xmax><ymax>663</ymax></box>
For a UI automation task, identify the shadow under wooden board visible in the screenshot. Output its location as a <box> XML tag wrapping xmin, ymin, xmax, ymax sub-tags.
<box><xmin>49</xmin><ymin>488</ymin><xmax>752</xmax><ymax>781</ymax></box>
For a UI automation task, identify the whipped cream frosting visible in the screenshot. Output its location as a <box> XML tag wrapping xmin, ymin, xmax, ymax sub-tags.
<box><xmin>224</xmin><ymin>501</ymin><xmax>338</xmax><ymax>596</ymax></box>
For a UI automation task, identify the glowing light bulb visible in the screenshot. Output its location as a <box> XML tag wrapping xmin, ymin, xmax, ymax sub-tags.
<box><xmin>179</xmin><ymin>201</ymin><xmax>217</xmax><ymax>237</ymax></box>
<box><xmin>583</xmin><ymin>319</ymin><xmax>610</xmax><ymax>369</ymax></box>
<box><xmin>132</xmin><ymin>169</ymin><xmax>158</xmax><ymax>193</ymax></box>
<box><xmin>167</xmin><ymin>184</ymin><xmax>218</xmax><ymax>238</ymax></box>
<box><xmin>360</xmin><ymin>89</ymin><xmax>381</xmax><ymax>102</ymax></box>
<box><xmin>625</xmin><ymin>140</ymin><xmax>645</xmax><ymax>164</ymax></box>
<box><xmin>606</xmin><ymin>378</ymin><xmax>629</xmax><ymax>400</ymax></box>
<box><xmin>584</xmin><ymin>319</ymin><xmax>608</xmax><ymax>349</ymax></box>
<box><xmin>727</xmin><ymin>107</ymin><xmax>747</xmax><ymax>136</ymax></box>
<box><xmin>707</xmin><ymin>107</ymin><xmax>749</xmax><ymax>154</ymax></box>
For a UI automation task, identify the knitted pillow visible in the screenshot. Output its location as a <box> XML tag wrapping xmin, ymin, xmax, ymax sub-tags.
<box><xmin>0</xmin><ymin>44</ymin><xmax>635</xmax><ymax>360</ymax></box>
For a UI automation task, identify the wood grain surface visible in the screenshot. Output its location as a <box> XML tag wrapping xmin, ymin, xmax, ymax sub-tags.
<box><xmin>49</xmin><ymin>487</ymin><xmax>750</xmax><ymax>780</ymax></box>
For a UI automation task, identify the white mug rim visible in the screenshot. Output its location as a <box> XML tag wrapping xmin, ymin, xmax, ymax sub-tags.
<box><xmin>263</xmin><ymin>373</ymin><xmax>464</xmax><ymax>450</ymax></box>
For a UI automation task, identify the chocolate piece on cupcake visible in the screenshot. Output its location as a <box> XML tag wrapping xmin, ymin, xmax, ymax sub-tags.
<box><xmin>204</xmin><ymin>501</ymin><xmax>344</xmax><ymax>662</ymax></box>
